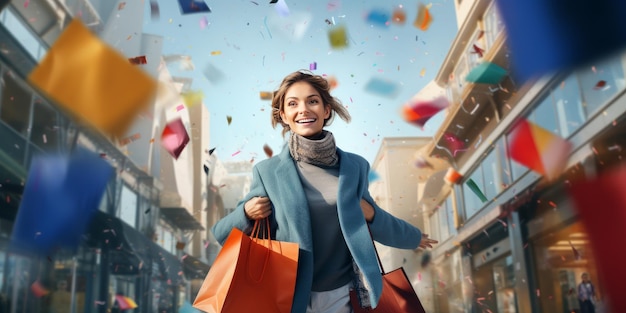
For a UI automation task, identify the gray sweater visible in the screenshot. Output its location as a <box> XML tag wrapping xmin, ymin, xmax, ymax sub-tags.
<box><xmin>295</xmin><ymin>161</ymin><xmax>353</xmax><ymax>291</ymax></box>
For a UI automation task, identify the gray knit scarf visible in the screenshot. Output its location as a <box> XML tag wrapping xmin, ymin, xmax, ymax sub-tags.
<box><xmin>288</xmin><ymin>131</ymin><xmax>338</xmax><ymax>167</ymax></box>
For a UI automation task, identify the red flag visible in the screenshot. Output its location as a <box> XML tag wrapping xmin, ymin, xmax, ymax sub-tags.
<box><xmin>569</xmin><ymin>166</ymin><xmax>626</xmax><ymax>313</ymax></box>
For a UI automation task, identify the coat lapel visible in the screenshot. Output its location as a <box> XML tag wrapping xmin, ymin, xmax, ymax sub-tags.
<box><xmin>273</xmin><ymin>148</ymin><xmax>313</xmax><ymax>250</ymax></box>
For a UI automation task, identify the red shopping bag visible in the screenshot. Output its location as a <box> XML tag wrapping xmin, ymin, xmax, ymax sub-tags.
<box><xmin>193</xmin><ymin>219</ymin><xmax>299</xmax><ymax>313</ymax></box>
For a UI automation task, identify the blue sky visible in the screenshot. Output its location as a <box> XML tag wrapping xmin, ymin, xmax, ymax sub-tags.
<box><xmin>142</xmin><ymin>0</ymin><xmax>458</xmax><ymax>164</ymax></box>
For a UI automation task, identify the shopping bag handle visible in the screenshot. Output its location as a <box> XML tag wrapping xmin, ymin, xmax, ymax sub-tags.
<box><xmin>247</xmin><ymin>218</ymin><xmax>272</xmax><ymax>283</ymax></box>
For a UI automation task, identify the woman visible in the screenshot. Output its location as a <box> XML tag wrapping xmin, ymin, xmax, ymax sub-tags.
<box><xmin>211</xmin><ymin>70</ymin><xmax>437</xmax><ymax>313</ymax></box>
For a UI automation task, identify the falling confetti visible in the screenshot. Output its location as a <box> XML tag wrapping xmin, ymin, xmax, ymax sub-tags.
<box><xmin>414</xmin><ymin>3</ymin><xmax>433</xmax><ymax>31</ymax></box>
<box><xmin>226</xmin><ymin>115</ymin><xmax>232</xmax><ymax>125</ymax></box>
<box><xmin>177</xmin><ymin>0</ymin><xmax>211</xmax><ymax>14</ymax></box>
<box><xmin>593</xmin><ymin>80</ymin><xmax>608</xmax><ymax>90</ymax></box>
<box><xmin>328</xmin><ymin>25</ymin><xmax>348</xmax><ymax>49</ymax></box>
<box><xmin>401</xmin><ymin>95</ymin><xmax>449</xmax><ymax>129</ymax></box>
<box><xmin>466</xmin><ymin>179</ymin><xmax>488</xmax><ymax>203</ymax></box>
<box><xmin>150</xmin><ymin>1</ymin><xmax>160</xmax><ymax>21</ymax></box>
<box><xmin>444</xmin><ymin>167</ymin><xmax>463</xmax><ymax>184</ymax></box>
<box><xmin>30</xmin><ymin>280</ymin><xmax>50</xmax><ymax>298</ymax></box>
<box><xmin>392</xmin><ymin>7</ymin><xmax>406</xmax><ymax>24</ymax></box>
<box><xmin>263</xmin><ymin>144</ymin><xmax>273</xmax><ymax>158</ymax></box>
<box><xmin>128</xmin><ymin>55</ymin><xmax>147</xmax><ymax>65</ymax></box>
<box><xmin>199</xmin><ymin>16</ymin><xmax>209</xmax><ymax>29</ymax></box>
<box><xmin>161</xmin><ymin>118</ymin><xmax>190</xmax><ymax>160</ymax></box>
<box><xmin>368</xmin><ymin>169</ymin><xmax>381</xmax><ymax>184</ymax></box>
<box><xmin>259</xmin><ymin>91</ymin><xmax>273</xmax><ymax>100</ymax></box>
<box><xmin>365</xmin><ymin>9</ymin><xmax>390</xmax><ymax>28</ymax></box>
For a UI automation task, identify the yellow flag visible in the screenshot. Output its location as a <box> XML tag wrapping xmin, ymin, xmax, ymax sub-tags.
<box><xmin>28</xmin><ymin>19</ymin><xmax>157</xmax><ymax>137</ymax></box>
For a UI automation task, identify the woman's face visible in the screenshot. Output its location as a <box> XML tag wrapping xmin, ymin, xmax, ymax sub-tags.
<box><xmin>280</xmin><ymin>81</ymin><xmax>330</xmax><ymax>138</ymax></box>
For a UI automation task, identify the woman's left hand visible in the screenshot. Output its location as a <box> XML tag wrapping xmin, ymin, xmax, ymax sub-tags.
<box><xmin>419</xmin><ymin>234</ymin><xmax>438</xmax><ymax>249</ymax></box>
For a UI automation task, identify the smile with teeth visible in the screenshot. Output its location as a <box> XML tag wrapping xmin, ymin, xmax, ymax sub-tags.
<box><xmin>297</xmin><ymin>118</ymin><xmax>316</xmax><ymax>123</ymax></box>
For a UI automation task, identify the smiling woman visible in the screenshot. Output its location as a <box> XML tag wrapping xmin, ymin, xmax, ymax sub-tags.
<box><xmin>272</xmin><ymin>70</ymin><xmax>350</xmax><ymax>138</ymax></box>
<box><xmin>210</xmin><ymin>70</ymin><xmax>437</xmax><ymax>313</ymax></box>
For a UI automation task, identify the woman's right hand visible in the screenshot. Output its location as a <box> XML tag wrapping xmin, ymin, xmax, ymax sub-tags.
<box><xmin>244</xmin><ymin>196</ymin><xmax>272</xmax><ymax>220</ymax></box>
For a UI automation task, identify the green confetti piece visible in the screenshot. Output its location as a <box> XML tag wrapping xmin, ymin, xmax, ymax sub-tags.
<box><xmin>466</xmin><ymin>178</ymin><xmax>488</xmax><ymax>203</ymax></box>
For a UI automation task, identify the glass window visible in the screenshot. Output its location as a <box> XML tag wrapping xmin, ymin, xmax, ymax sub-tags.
<box><xmin>1</xmin><ymin>70</ymin><xmax>32</xmax><ymax>136</ymax></box>
<box><xmin>466</xmin><ymin>29</ymin><xmax>482</xmax><ymax>70</ymax></box>
<box><xmin>553</xmin><ymin>75</ymin><xmax>586</xmax><ymax>138</ymax></box>
<box><xmin>483</xmin><ymin>2</ymin><xmax>504</xmax><ymax>50</ymax></box>
<box><xmin>496</xmin><ymin>138</ymin><xmax>513</xmax><ymax>189</ymax></box>
<box><xmin>445</xmin><ymin>196</ymin><xmax>456</xmax><ymax>235</ymax></box>
<box><xmin>493</xmin><ymin>255</ymin><xmax>518</xmax><ymax>313</ymax></box>
<box><xmin>120</xmin><ymin>185</ymin><xmax>137</xmax><ymax>227</ymax></box>
<box><xmin>482</xmin><ymin>148</ymin><xmax>501</xmax><ymax>201</ymax></box>
<box><xmin>505</xmin><ymin>134</ymin><xmax>528</xmax><ymax>182</ymax></box>
<box><xmin>1</xmin><ymin>9</ymin><xmax>43</xmax><ymax>61</ymax></box>
<box><xmin>578</xmin><ymin>55</ymin><xmax>626</xmax><ymax>118</ymax></box>
<box><xmin>528</xmin><ymin>94</ymin><xmax>559</xmax><ymax>135</ymax></box>
<box><xmin>31</xmin><ymin>98</ymin><xmax>61</xmax><ymax>151</ymax></box>
<box><xmin>429</xmin><ymin>211</ymin><xmax>440</xmax><ymax>243</ymax></box>
<box><xmin>438</xmin><ymin>202</ymin><xmax>451</xmax><ymax>241</ymax></box>
<box><xmin>463</xmin><ymin>167</ymin><xmax>485</xmax><ymax>219</ymax></box>
<box><xmin>454</xmin><ymin>56</ymin><xmax>469</xmax><ymax>96</ymax></box>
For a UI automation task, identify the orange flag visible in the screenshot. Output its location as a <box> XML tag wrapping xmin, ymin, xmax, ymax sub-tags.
<box><xmin>28</xmin><ymin>19</ymin><xmax>157</xmax><ymax>137</ymax></box>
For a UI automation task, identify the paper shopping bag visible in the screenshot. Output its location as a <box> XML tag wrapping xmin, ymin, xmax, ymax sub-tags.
<box><xmin>350</xmin><ymin>267</ymin><xmax>426</xmax><ymax>313</ymax></box>
<box><xmin>193</xmin><ymin>219</ymin><xmax>299</xmax><ymax>313</ymax></box>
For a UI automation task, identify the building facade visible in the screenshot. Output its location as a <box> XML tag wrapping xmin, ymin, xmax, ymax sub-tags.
<box><xmin>0</xmin><ymin>1</ymin><xmax>212</xmax><ymax>312</ymax></box>
<box><xmin>418</xmin><ymin>0</ymin><xmax>624</xmax><ymax>312</ymax></box>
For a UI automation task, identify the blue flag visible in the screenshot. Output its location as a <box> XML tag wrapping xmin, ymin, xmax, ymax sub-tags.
<box><xmin>496</xmin><ymin>0</ymin><xmax>626</xmax><ymax>83</ymax></box>
<box><xmin>10</xmin><ymin>149</ymin><xmax>114</xmax><ymax>256</ymax></box>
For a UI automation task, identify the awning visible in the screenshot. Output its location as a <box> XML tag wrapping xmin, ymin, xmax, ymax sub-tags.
<box><xmin>152</xmin><ymin>243</ymin><xmax>185</xmax><ymax>285</ymax></box>
<box><xmin>183</xmin><ymin>254</ymin><xmax>210</xmax><ymax>280</ymax></box>
<box><xmin>86</xmin><ymin>211</ymin><xmax>145</xmax><ymax>275</ymax></box>
<box><xmin>87</xmin><ymin>211</ymin><xmax>184</xmax><ymax>283</ymax></box>
<box><xmin>160</xmin><ymin>207</ymin><xmax>205</xmax><ymax>231</ymax></box>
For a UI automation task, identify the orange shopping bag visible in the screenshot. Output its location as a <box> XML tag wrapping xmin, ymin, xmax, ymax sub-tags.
<box><xmin>193</xmin><ymin>219</ymin><xmax>299</xmax><ymax>313</ymax></box>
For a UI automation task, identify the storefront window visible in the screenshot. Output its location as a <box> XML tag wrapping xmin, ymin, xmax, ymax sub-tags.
<box><xmin>120</xmin><ymin>185</ymin><xmax>137</xmax><ymax>227</ymax></box>
<box><xmin>493</xmin><ymin>255</ymin><xmax>517</xmax><ymax>313</ymax></box>
<box><xmin>553</xmin><ymin>75</ymin><xmax>586</xmax><ymax>138</ymax></box>
<box><xmin>434</xmin><ymin>251</ymin><xmax>466</xmax><ymax>313</ymax></box>
<box><xmin>530</xmin><ymin>222</ymin><xmax>602</xmax><ymax>313</ymax></box>
<box><xmin>31</xmin><ymin>98</ymin><xmax>62</xmax><ymax>152</ymax></box>
<box><xmin>577</xmin><ymin>55</ymin><xmax>626</xmax><ymax>118</ymax></box>
<box><xmin>0</xmin><ymin>70</ymin><xmax>32</xmax><ymax>136</ymax></box>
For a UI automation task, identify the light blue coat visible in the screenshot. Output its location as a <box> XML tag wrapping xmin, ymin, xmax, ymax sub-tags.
<box><xmin>211</xmin><ymin>146</ymin><xmax>422</xmax><ymax>313</ymax></box>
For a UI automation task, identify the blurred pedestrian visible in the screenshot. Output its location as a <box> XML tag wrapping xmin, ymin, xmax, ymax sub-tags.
<box><xmin>578</xmin><ymin>272</ymin><xmax>596</xmax><ymax>313</ymax></box>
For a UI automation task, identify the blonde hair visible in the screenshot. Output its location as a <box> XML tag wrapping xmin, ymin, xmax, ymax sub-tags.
<box><xmin>271</xmin><ymin>70</ymin><xmax>351</xmax><ymax>136</ymax></box>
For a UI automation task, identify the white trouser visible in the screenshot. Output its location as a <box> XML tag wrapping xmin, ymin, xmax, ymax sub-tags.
<box><xmin>306</xmin><ymin>282</ymin><xmax>353</xmax><ymax>313</ymax></box>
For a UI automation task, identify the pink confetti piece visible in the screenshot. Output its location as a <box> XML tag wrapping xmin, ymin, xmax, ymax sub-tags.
<box><xmin>24</xmin><ymin>0</ymin><xmax>29</xmax><ymax>8</ymax></box>
<box><xmin>176</xmin><ymin>104</ymin><xmax>185</xmax><ymax>112</ymax></box>
<box><xmin>199</xmin><ymin>16</ymin><xmax>209</xmax><ymax>29</ymax></box>
<box><xmin>309</xmin><ymin>62</ymin><xmax>317</xmax><ymax>70</ymax></box>
<box><xmin>181</xmin><ymin>254</ymin><xmax>188</xmax><ymax>260</ymax></box>
<box><xmin>231</xmin><ymin>150</ymin><xmax>241</xmax><ymax>157</ymax></box>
